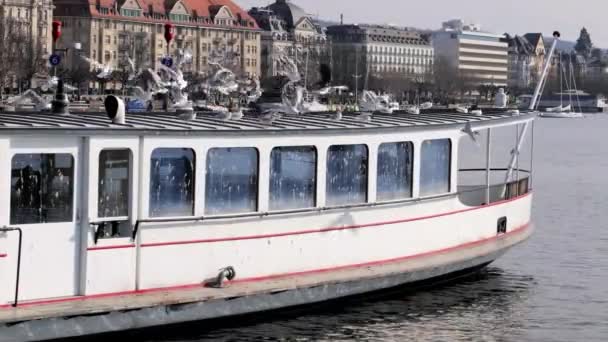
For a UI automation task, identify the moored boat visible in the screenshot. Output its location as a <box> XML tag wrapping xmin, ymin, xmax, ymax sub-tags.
<box><xmin>0</xmin><ymin>30</ymin><xmax>563</xmax><ymax>342</ymax></box>
<box><xmin>0</xmin><ymin>107</ymin><xmax>535</xmax><ymax>341</ymax></box>
<box><xmin>538</xmin><ymin>111</ymin><xmax>584</xmax><ymax>118</ymax></box>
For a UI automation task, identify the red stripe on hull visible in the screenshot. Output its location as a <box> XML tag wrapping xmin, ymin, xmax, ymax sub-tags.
<box><xmin>0</xmin><ymin>254</ymin><xmax>6</xmax><ymax>258</ymax></box>
<box><xmin>2</xmin><ymin>222</ymin><xmax>531</xmax><ymax>309</ymax></box>
<box><xmin>139</xmin><ymin>193</ymin><xmax>532</xmax><ymax>248</ymax></box>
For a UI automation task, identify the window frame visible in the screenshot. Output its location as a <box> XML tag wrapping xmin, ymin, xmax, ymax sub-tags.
<box><xmin>325</xmin><ymin>144</ymin><xmax>369</xmax><ymax>207</ymax></box>
<box><xmin>268</xmin><ymin>145</ymin><xmax>318</xmax><ymax>212</ymax></box>
<box><xmin>148</xmin><ymin>147</ymin><xmax>197</xmax><ymax>218</ymax></box>
<box><xmin>419</xmin><ymin>138</ymin><xmax>452</xmax><ymax>197</ymax></box>
<box><xmin>97</xmin><ymin>148</ymin><xmax>132</xmax><ymax>221</ymax></box>
<box><xmin>204</xmin><ymin>147</ymin><xmax>260</xmax><ymax>216</ymax></box>
<box><xmin>10</xmin><ymin>153</ymin><xmax>76</xmax><ymax>225</ymax></box>
<box><xmin>376</xmin><ymin>141</ymin><xmax>414</xmax><ymax>202</ymax></box>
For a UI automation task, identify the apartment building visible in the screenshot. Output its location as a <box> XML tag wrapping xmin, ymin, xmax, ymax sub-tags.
<box><xmin>433</xmin><ymin>19</ymin><xmax>508</xmax><ymax>86</ymax></box>
<box><xmin>326</xmin><ymin>24</ymin><xmax>434</xmax><ymax>91</ymax></box>
<box><xmin>53</xmin><ymin>0</ymin><xmax>262</xmax><ymax>91</ymax></box>
<box><xmin>249</xmin><ymin>0</ymin><xmax>330</xmax><ymax>85</ymax></box>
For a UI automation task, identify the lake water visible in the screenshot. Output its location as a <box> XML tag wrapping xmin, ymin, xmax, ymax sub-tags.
<box><xmin>131</xmin><ymin>115</ymin><xmax>608</xmax><ymax>342</ymax></box>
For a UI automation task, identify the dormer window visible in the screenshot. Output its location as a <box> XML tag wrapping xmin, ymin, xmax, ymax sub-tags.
<box><xmin>120</xmin><ymin>9</ymin><xmax>140</xmax><ymax>17</ymax></box>
<box><xmin>170</xmin><ymin>14</ymin><xmax>190</xmax><ymax>22</ymax></box>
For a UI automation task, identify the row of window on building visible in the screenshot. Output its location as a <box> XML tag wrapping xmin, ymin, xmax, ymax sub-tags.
<box><xmin>245</xmin><ymin>58</ymin><xmax>259</xmax><ymax>67</ymax></box>
<box><xmin>87</xmin><ymin>19</ymin><xmax>259</xmax><ymax>41</ymax></box>
<box><xmin>95</xmin><ymin>7</ymin><xmax>255</xmax><ymax>28</ymax></box>
<box><xmin>9</xmin><ymin>140</ymin><xmax>451</xmax><ymax>225</ymax></box>
<box><xmin>372</xmin><ymin>56</ymin><xmax>433</xmax><ymax>65</ymax></box>
<box><xmin>368</xmin><ymin>46</ymin><xmax>433</xmax><ymax>56</ymax></box>
<box><xmin>372</xmin><ymin>65</ymin><xmax>432</xmax><ymax>74</ymax></box>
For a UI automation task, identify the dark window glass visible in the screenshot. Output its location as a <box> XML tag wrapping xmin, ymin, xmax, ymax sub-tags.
<box><xmin>270</xmin><ymin>146</ymin><xmax>316</xmax><ymax>211</ymax></box>
<box><xmin>149</xmin><ymin>148</ymin><xmax>195</xmax><ymax>217</ymax></box>
<box><xmin>10</xmin><ymin>154</ymin><xmax>74</xmax><ymax>224</ymax></box>
<box><xmin>377</xmin><ymin>142</ymin><xmax>413</xmax><ymax>201</ymax></box>
<box><xmin>420</xmin><ymin>139</ymin><xmax>452</xmax><ymax>196</ymax></box>
<box><xmin>205</xmin><ymin>147</ymin><xmax>258</xmax><ymax>215</ymax></box>
<box><xmin>98</xmin><ymin>149</ymin><xmax>130</xmax><ymax>218</ymax></box>
<box><xmin>326</xmin><ymin>145</ymin><xmax>368</xmax><ymax>206</ymax></box>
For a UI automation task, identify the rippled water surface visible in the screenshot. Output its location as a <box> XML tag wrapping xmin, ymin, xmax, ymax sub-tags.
<box><xmin>130</xmin><ymin>115</ymin><xmax>608</xmax><ymax>342</ymax></box>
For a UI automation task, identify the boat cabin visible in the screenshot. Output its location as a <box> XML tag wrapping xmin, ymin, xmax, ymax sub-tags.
<box><xmin>0</xmin><ymin>110</ymin><xmax>534</xmax><ymax>305</ymax></box>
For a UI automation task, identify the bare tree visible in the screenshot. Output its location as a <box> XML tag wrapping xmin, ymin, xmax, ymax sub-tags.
<box><xmin>116</xmin><ymin>32</ymin><xmax>151</xmax><ymax>93</ymax></box>
<box><xmin>18</xmin><ymin>36</ymin><xmax>47</xmax><ymax>91</ymax></box>
<box><xmin>65</xmin><ymin>64</ymin><xmax>92</xmax><ymax>99</ymax></box>
<box><xmin>0</xmin><ymin>18</ymin><xmax>30</xmax><ymax>96</ymax></box>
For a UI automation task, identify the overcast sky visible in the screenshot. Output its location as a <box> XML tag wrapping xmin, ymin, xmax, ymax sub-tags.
<box><xmin>237</xmin><ymin>0</ymin><xmax>607</xmax><ymax>47</ymax></box>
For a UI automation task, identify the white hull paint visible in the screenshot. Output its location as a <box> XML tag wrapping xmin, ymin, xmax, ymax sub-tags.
<box><xmin>135</xmin><ymin>195</ymin><xmax>531</xmax><ymax>291</ymax></box>
<box><xmin>0</xmin><ymin>211</ymin><xmax>532</xmax><ymax>342</ymax></box>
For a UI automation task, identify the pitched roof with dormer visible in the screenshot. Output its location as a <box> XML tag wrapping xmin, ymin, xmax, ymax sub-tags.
<box><xmin>54</xmin><ymin>0</ymin><xmax>259</xmax><ymax>30</ymax></box>
<box><xmin>523</xmin><ymin>33</ymin><xmax>543</xmax><ymax>48</ymax></box>
<box><xmin>266</xmin><ymin>0</ymin><xmax>306</xmax><ymax>29</ymax></box>
<box><xmin>503</xmin><ymin>34</ymin><xmax>534</xmax><ymax>55</ymax></box>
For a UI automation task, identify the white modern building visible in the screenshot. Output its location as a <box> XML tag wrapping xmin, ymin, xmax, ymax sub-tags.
<box><xmin>433</xmin><ymin>19</ymin><xmax>508</xmax><ymax>86</ymax></box>
<box><xmin>326</xmin><ymin>24</ymin><xmax>434</xmax><ymax>91</ymax></box>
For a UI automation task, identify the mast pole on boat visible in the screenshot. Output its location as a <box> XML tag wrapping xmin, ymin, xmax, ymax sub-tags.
<box><xmin>529</xmin><ymin>31</ymin><xmax>561</xmax><ymax>111</ymax></box>
<box><xmin>503</xmin><ymin>32</ymin><xmax>560</xmax><ymax>187</ymax></box>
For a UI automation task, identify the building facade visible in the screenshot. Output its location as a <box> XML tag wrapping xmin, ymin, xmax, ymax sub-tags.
<box><xmin>502</xmin><ymin>34</ymin><xmax>546</xmax><ymax>89</ymax></box>
<box><xmin>53</xmin><ymin>0</ymin><xmax>261</xmax><ymax>91</ymax></box>
<box><xmin>248</xmin><ymin>0</ymin><xmax>330</xmax><ymax>86</ymax></box>
<box><xmin>0</xmin><ymin>0</ymin><xmax>53</xmax><ymax>52</ymax></box>
<box><xmin>433</xmin><ymin>19</ymin><xmax>508</xmax><ymax>87</ymax></box>
<box><xmin>0</xmin><ymin>0</ymin><xmax>54</xmax><ymax>90</ymax></box>
<box><xmin>326</xmin><ymin>24</ymin><xmax>434</xmax><ymax>92</ymax></box>
<box><xmin>523</xmin><ymin>34</ymin><xmax>546</xmax><ymax>85</ymax></box>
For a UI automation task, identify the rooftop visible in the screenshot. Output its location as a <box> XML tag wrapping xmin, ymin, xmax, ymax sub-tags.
<box><xmin>54</xmin><ymin>0</ymin><xmax>259</xmax><ymax>30</ymax></box>
<box><xmin>0</xmin><ymin>110</ymin><xmax>533</xmax><ymax>136</ymax></box>
<box><xmin>266</xmin><ymin>0</ymin><xmax>307</xmax><ymax>29</ymax></box>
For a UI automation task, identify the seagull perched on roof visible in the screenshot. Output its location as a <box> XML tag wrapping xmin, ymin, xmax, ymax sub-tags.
<box><xmin>80</xmin><ymin>55</ymin><xmax>113</xmax><ymax>80</ymax></box>
<box><xmin>206</xmin><ymin>62</ymin><xmax>239</xmax><ymax>95</ymax></box>
<box><xmin>126</xmin><ymin>56</ymin><xmax>137</xmax><ymax>81</ymax></box>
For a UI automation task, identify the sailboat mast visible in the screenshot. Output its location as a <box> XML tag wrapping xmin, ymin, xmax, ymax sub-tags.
<box><xmin>560</xmin><ymin>53</ymin><xmax>563</xmax><ymax>108</ymax></box>
<box><xmin>530</xmin><ymin>31</ymin><xmax>560</xmax><ymax>110</ymax></box>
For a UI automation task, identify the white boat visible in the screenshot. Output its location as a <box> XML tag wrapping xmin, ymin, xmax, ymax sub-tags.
<box><xmin>0</xmin><ymin>101</ymin><xmax>536</xmax><ymax>341</ymax></box>
<box><xmin>0</xmin><ymin>28</ymin><xmax>561</xmax><ymax>342</ymax></box>
<box><xmin>534</xmin><ymin>50</ymin><xmax>585</xmax><ymax>118</ymax></box>
<box><xmin>538</xmin><ymin>111</ymin><xmax>584</xmax><ymax>118</ymax></box>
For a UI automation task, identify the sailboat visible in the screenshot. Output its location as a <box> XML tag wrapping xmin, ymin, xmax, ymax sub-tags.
<box><xmin>538</xmin><ymin>52</ymin><xmax>584</xmax><ymax>118</ymax></box>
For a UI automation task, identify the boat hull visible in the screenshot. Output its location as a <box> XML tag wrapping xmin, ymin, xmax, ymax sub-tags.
<box><xmin>539</xmin><ymin>112</ymin><xmax>584</xmax><ymax>118</ymax></box>
<box><xmin>0</xmin><ymin>221</ymin><xmax>532</xmax><ymax>342</ymax></box>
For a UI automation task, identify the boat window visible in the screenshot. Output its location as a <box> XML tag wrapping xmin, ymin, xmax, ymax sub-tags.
<box><xmin>98</xmin><ymin>149</ymin><xmax>130</xmax><ymax>218</ymax></box>
<box><xmin>269</xmin><ymin>146</ymin><xmax>316</xmax><ymax>211</ymax></box>
<box><xmin>10</xmin><ymin>153</ymin><xmax>74</xmax><ymax>224</ymax></box>
<box><xmin>377</xmin><ymin>142</ymin><xmax>413</xmax><ymax>201</ymax></box>
<box><xmin>149</xmin><ymin>148</ymin><xmax>195</xmax><ymax>217</ymax></box>
<box><xmin>205</xmin><ymin>147</ymin><xmax>258</xmax><ymax>215</ymax></box>
<box><xmin>326</xmin><ymin>145</ymin><xmax>368</xmax><ymax>206</ymax></box>
<box><xmin>95</xmin><ymin>149</ymin><xmax>132</xmax><ymax>239</ymax></box>
<box><xmin>420</xmin><ymin>139</ymin><xmax>452</xmax><ymax>196</ymax></box>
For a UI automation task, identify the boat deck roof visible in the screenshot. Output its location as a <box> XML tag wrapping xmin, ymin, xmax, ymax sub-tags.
<box><xmin>0</xmin><ymin>109</ymin><xmax>534</xmax><ymax>135</ymax></box>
